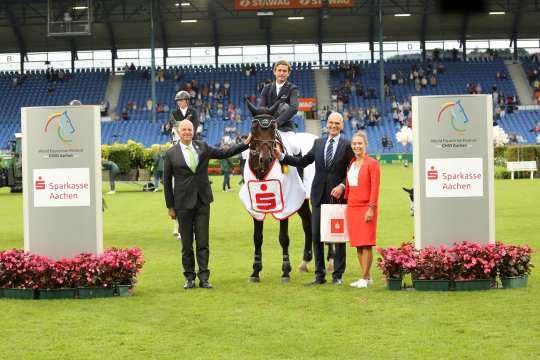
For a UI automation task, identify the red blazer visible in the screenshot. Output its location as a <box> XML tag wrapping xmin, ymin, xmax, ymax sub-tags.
<box><xmin>344</xmin><ymin>155</ymin><xmax>381</xmax><ymax>207</ymax></box>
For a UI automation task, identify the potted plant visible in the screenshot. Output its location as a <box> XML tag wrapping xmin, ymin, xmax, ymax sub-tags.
<box><xmin>0</xmin><ymin>249</ymin><xmax>39</xmax><ymax>299</ymax></box>
<box><xmin>450</xmin><ymin>241</ymin><xmax>498</xmax><ymax>291</ymax></box>
<box><xmin>377</xmin><ymin>242</ymin><xmax>417</xmax><ymax>290</ymax></box>
<box><xmin>37</xmin><ymin>259</ymin><xmax>78</xmax><ymax>300</ymax></box>
<box><xmin>496</xmin><ymin>242</ymin><xmax>533</xmax><ymax>289</ymax></box>
<box><xmin>411</xmin><ymin>245</ymin><xmax>454</xmax><ymax>291</ymax></box>
<box><xmin>75</xmin><ymin>253</ymin><xmax>115</xmax><ymax>298</ymax></box>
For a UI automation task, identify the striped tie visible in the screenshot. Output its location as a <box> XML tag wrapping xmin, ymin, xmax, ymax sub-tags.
<box><xmin>186</xmin><ymin>145</ymin><xmax>198</xmax><ymax>172</ymax></box>
<box><xmin>325</xmin><ymin>138</ymin><xmax>334</xmax><ymax>168</ymax></box>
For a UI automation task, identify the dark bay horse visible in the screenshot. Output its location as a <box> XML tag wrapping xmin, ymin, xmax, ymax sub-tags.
<box><xmin>245</xmin><ymin>100</ymin><xmax>313</xmax><ymax>282</ymax></box>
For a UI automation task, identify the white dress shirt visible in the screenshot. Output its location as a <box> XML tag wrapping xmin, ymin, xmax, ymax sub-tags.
<box><xmin>347</xmin><ymin>162</ymin><xmax>361</xmax><ymax>186</ymax></box>
<box><xmin>275</xmin><ymin>82</ymin><xmax>284</xmax><ymax>96</ymax></box>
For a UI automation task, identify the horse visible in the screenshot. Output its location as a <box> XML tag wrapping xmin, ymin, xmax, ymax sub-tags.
<box><xmin>242</xmin><ymin>100</ymin><xmax>313</xmax><ymax>283</ymax></box>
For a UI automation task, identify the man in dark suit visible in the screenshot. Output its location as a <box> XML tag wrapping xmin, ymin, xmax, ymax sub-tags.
<box><xmin>164</xmin><ymin>120</ymin><xmax>249</xmax><ymax>289</ymax></box>
<box><xmin>167</xmin><ymin>90</ymin><xmax>200</xmax><ymax>142</ymax></box>
<box><xmin>275</xmin><ymin>112</ymin><xmax>354</xmax><ymax>285</ymax></box>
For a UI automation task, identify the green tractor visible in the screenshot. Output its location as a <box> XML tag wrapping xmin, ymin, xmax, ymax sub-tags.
<box><xmin>0</xmin><ymin>133</ymin><xmax>23</xmax><ymax>193</ymax></box>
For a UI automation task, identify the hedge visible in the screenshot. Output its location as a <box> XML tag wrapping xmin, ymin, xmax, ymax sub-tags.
<box><xmin>101</xmin><ymin>141</ymin><xmax>241</xmax><ymax>173</ymax></box>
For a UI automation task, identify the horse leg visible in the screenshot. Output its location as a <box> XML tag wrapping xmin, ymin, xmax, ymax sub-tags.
<box><xmin>297</xmin><ymin>199</ymin><xmax>312</xmax><ymax>273</ymax></box>
<box><xmin>279</xmin><ymin>219</ymin><xmax>292</xmax><ymax>282</ymax></box>
<box><xmin>250</xmin><ymin>219</ymin><xmax>263</xmax><ymax>282</ymax></box>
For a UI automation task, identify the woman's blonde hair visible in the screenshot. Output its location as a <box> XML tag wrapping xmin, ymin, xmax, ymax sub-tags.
<box><xmin>352</xmin><ymin>131</ymin><xmax>368</xmax><ymax>145</ymax></box>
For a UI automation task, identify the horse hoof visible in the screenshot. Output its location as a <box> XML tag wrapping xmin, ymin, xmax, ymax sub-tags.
<box><xmin>298</xmin><ymin>261</ymin><xmax>309</xmax><ymax>273</ymax></box>
<box><xmin>281</xmin><ymin>276</ymin><xmax>291</xmax><ymax>283</ymax></box>
<box><xmin>249</xmin><ymin>277</ymin><xmax>260</xmax><ymax>283</ymax></box>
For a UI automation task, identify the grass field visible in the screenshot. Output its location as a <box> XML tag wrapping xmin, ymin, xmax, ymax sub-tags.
<box><xmin>1</xmin><ymin>164</ymin><xmax>539</xmax><ymax>359</ymax></box>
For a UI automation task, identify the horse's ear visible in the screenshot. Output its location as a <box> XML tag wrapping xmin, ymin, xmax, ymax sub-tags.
<box><xmin>245</xmin><ymin>98</ymin><xmax>258</xmax><ymax>116</ymax></box>
<box><xmin>267</xmin><ymin>100</ymin><xmax>281</xmax><ymax>115</ymax></box>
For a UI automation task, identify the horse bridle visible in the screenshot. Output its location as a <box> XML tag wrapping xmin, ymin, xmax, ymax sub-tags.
<box><xmin>249</xmin><ymin>118</ymin><xmax>285</xmax><ymax>155</ymax></box>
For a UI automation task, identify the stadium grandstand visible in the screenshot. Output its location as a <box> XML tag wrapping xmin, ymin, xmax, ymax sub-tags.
<box><xmin>1</xmin><ymin>0</ymin><xmax>540</xmax><ymax>153</ymax></box>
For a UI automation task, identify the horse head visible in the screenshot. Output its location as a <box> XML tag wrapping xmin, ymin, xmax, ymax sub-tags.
<box><xmin>246</xmin><ymin>99</ymin><xmax>282</xmax><ymax>180</ymax></box>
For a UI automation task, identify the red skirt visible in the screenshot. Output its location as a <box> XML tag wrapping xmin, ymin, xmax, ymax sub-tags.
<box><xmin>346</xmin><ymin>205</ymin><xmax>378</xmax><ymax>247</ymax></box>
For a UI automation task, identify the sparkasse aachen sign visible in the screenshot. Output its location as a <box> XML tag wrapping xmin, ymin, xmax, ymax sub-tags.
<box><xmin>413</xmin><ymin>95</ymin><xmax>495</xmax><ymax>249</ymax></box>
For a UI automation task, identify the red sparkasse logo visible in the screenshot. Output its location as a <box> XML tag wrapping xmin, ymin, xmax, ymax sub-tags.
<box><xmin>35</xmin><ymin>176</ymin><xmax>46</xmax><ymax>190</ymax></box>
<box><xmin>427</xmin><ymin>166</ymin><xmax>439</xmax><ymax>180</ymax></box>
<box><xmin>330</xmin><ymin>219</ymin><xmax>344</xmax><ymax>234</ymax></box>
<box><xmin>255</xmin><ymin>183</ymin><xmax>277</xmax><ymax>210</ymax></box>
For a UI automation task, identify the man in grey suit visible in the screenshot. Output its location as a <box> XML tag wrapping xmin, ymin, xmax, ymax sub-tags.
<box><xmin>164</xmin><ymin>120</ymin><xmax>250</xmax><ymax>289</ymax></box>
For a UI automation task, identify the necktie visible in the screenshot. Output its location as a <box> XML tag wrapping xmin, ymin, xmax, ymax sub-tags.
<box><xmin>186</xmin><ymin>145</ymin><xmax>197</xmax><ymax>172</ymax></box>
<box><xmin>325</xmin><ymin>138</ymin><xmax>334</xmax><ymax>168</ymax></box>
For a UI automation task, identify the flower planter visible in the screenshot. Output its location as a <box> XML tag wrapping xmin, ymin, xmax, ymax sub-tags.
<box><xmin>78</xmin><ymin>287</ymin><xmax>115</xmax><ymax>299</ymax></box>
<box><xmin>3</xmin><ymin>288</ymin><xmax>36</xmax><ymax>299</ymax></box>
<box><xmin>454</xmin><ymin>279</ymin><xmax>492</xmax><ymax>291</ymax></box>
<box><xmin>387</xmin><ymin>278</ymin><xmax>403</xmax><ymax>291</ymax></box>
<box><xmin>501</xmin><ymin>275</ymin><xmax>528</xmax><ymax>289</ymax></box>
<box><xmin>115</xmin><ymin>285</ymin><xmax>132</xmax><ymax>297</ymax></box>
<box><xmin>38</xmin><ymin>288</ymin><xmax>77</xmax><ymax>300</ymax></box>
<box><xmin>413</xmin><ymin>279</ymin><xmax>451</xmax><ymax>291</ymax></box>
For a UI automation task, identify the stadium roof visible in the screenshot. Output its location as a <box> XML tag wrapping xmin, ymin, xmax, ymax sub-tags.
<box><xmin>0</xmin><ymin>0</ymin><xmax>538</xmax><ymax>55</ymax></box>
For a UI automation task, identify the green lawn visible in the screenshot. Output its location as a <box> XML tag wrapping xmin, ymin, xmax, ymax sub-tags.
<box><xmin>1</xmin><ymin>165</ymin><xmax>539</xmax><ymax>359</ymax></box>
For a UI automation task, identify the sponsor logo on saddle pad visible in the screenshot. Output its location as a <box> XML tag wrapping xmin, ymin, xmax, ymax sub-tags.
<box><xmin>247</xmin><ymin>179</ymin><xmax>284</xmax><ymax>213</ymax></box>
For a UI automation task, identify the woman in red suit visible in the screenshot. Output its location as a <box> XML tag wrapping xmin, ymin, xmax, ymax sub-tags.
<box><xmin>344</xmin><ymin>131</ymin><xmax>381</xmax><ymax>289</ymax></box>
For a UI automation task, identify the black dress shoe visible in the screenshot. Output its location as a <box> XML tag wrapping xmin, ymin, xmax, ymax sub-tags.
<box><xmin>183</xmin><ymin>280</ymin><xmax>195</xmax><ymax>289</ymax></box>
<box><xmin>199</xmin><ymin>280</ymin><xmax>213</xmax><ymax>289</ymax></box>
<box><xmin>307</xmin><ymin>278</ymin><xmax>327</xmax><ymax>285</ymax></box>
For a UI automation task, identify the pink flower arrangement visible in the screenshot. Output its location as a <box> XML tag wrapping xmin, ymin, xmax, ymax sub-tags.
<box><xmin>450</xmin><ymin>241</ymin><xmax>500</xmax><ymax>280</ymax></box>
<box><xmin>0</xmin><ymin>248</ymin><xmax>145</xmax><ymax>289</ymax></box>
<box><xmin>494</xmin><ymin>242</ymin><xmax>534</xmax><ymax>278</ymax></box>
<box><xmin>376</xmin><ymin>242</ymin><xmax>417</xmax><ymax>279</ymax></box>
<box><xmin>411</xmin><ymin>245</ymin><xmax>454</xmax><ymax>280</ymax></box>
<box><xmin>377</xmin><ymin>241</ymin><xmax>534</xmax><ymax>282</ymax></box>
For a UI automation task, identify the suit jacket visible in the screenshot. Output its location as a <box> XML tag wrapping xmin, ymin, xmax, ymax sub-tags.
<box><xmin>168</xmin><ymin>107</ymin><xmax>200</xmax><ymax>139</ymax></box>
<box><xmin>164</xmin><ymin>141</ymin><xmax>248</xmax><ymax>210</ymax></box>
<box><xmin>259</xmin><ymin>80</ymin><xmax>299</xmax><ymax>132</ymax></box>
<box><xmin>282</xmin><ymin>135</ymin><xmax>354</xmax><ymax>207</ymax></box>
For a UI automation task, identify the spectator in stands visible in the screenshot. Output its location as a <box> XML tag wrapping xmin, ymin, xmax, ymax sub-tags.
<box><xmin>174</xmin><ymin>68</ymin><xmax>184</xmax><ymax>82</ymax></box>
<box><xmin>530</xmin><ymin>122</ymin><xmax>540</xmax><ymax>133</ymax></box>
<box><xmin>142</xmin><ymin>69</ymin><xmax>150</xmax><ymax>80</ymax></box>
<box><xmin>121</xmin><ymin>107</ymin><xmax>129</xmax><ymax>120</ymax></box>
<box><xmin>390</xmin><ymin>72</ymin><xmax>397</xmax><ymax>85</ymax></box>
<box><xmin>227</xmin><ymin>104</ymin><xmax>236</xmax><ymax>121</ymax></box>
<box><xmin>58</xmin><ymin>69</ymin><xmax>65</xmax><ymax>81</ymax></box>
<box><xmin>129</xmin><ymin>63</ymin><xmax>136</xmax><ymax>71</ymax></box>
<box><xmin>430</xmin><ymin>75</ymin><xmax>437</xmax><ymax>87</ymax></box>
<box><xmin>158</xmin><ymin>68</ymin><xmax>165</xmax><ymax>82</ymax></box>
<box><xmin>146</xmin><ymin>97</ymin><xmax>153</xmax><ymax>111</ymax></box>
<box><xmin>223</xmin><ymin>81</ymin><xmax>231</xmax><ymax>96</ymax></box>
<box><xmin>12</xmin><ymin>74</ymin><xmax>20</xmax><ymax>87</ymax></box>
<box><xmin>156</xmin><ymin>103</ymin><xmax>165</xmax><ymax>113</ymax></box>
<box><xmin>100</xmin><ymin>100</ymin><xmax>109</xmax><ymax>116</ymax></box>
<box><xmin>381</xmin><ymin>134</ymin><xmax>392</xmax><ymax>150</ymax></box>
<box><xmin>168</xmin><ymin>90</ymin><xmax>199</xmax><ymax>142</ymax></box>
<box><xmin>475</xmin><ymin>83</ymin><xmax>482</xmax><ymax>94</ymax></box>
<box><xmin>47</xmin><ymin>83</ymin><xmax>55</xmax><ymax>96</ymax></box>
